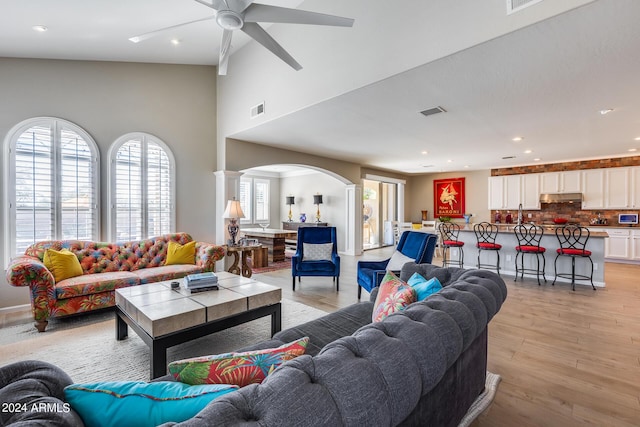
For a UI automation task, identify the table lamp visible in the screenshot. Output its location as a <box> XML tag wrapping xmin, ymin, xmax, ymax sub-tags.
<box><xmin>313</xmin><ymin>194</ymin><xmax>323</xmax><ymax>222</ymax></box>
<box><xmin>223</xmin><ymin>199</ymin><xmax>245</xmax><ymax>246</ymax></box>
<box><xmin>286</xmin><ymin>196</ymin><xmax>295</xmax><ymax>222</ymax></box>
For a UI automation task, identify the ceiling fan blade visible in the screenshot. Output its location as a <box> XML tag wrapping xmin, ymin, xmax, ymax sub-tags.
<box><xmin>129</xmin><ymin>16</ymin><xmax>216</xmax><ymax>43</ymax></box>
<box><xmin>241</xmin><ymin>22</ymin><xmax>302</xmax><ymax>71</ymax></box>
<box><xmin>218</xmin><ymin>29</ymin><xmax>233</xmax><ymax>75</ymax></box>
<box><xmin>244</xmin><ymin>4</ymin><xmax>354</xmax><ymax>27</ymax></box>
<box><xmin>229</xmin><ymin>0</ymin><xmax>255</xmax><ymax>13</ymax></box>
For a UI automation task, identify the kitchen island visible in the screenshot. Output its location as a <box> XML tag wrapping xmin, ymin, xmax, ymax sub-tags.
<box><xmin>448</xmin><ymin>224</ymin><xmax>608</xmax><ymax>287</ymax></box>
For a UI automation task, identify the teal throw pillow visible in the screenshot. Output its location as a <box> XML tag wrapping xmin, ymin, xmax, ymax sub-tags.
<box><xmin>407</xmin><ymin>272</ymin><xmax>443</xmax><ymax>301</ymax></box>
<box><xmin>64</xmin><ymin>381</ymin><xmax>238</xmax><ymax>427</ymax></box>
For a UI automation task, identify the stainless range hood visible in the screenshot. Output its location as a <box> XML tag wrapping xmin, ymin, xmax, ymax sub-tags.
<box><xmin>539</xmin><ymin>193</ymin><xmax>583</xmax><ymax>204</ymax></box>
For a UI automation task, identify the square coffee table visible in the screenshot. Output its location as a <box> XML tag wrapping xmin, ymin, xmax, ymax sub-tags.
<box><xmin>115</xmin><ymin>272</ymin><xmax>282</xmax><ymax>379</ymax></box>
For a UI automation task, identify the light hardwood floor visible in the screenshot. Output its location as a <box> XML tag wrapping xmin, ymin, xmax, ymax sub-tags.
<box><xmin>3</xmin><ymin>247</ymin><xmax>639</xmax><ymax>426</ymax></box>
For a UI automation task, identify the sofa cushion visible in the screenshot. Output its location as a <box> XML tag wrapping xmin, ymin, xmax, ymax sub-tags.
<box><xmin>133</xmin><ymin>264</ymin><xmax>204</xmax><ymax>284</ymax></box>
<box><xmin>166</xmin><ymin>241</ymin><xmax>196</xmax><ymax>265</ymax></box>
<box><xmin>43</xmin><ymin>249</ymin><xmax>84</xmax><ymax>282</ymax></box>
<box><xmin>64</xmin><ymin>381</ymin><xmax>237</xmax><ymax>427</ymax></box>
<box><xmin>168</xmin><ymin>337</ymin><xmax>309</xmax><ymax>387</ymax></box>
<box><xmin>407</xmin><ymin>272</ymin><xmax>443</xmax><ymax>301</ymax></box>
<box><xmin>372</xmin><ymin>271</ymin><xmax>416</xmax><ymax>322</ymax></box>
<box><xmin>273</xmin><ymin>302</ymin><xmax>374</xmax><ymax>356</ymax></box>
<box><xmin>54</xmin><ymin>271</ymin><xmax>141</xmax><ymax>299</ymax></box>
<box><xmin>118</xmin><ymin>233</ymin><xmax>193</xmax><ymax>271</ymax></box>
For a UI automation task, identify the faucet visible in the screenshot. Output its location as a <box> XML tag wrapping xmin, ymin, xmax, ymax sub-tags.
<box><xmin>517</xmin><ymin>203</ymin><xmax>523</xmax><ymax>225</ymax></box>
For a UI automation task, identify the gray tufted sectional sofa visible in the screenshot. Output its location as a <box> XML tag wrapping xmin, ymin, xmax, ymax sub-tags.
<box><xmin>0</xmin><ymin>264</ymin><xmax>506</xmax><ymax>427</ymax></box>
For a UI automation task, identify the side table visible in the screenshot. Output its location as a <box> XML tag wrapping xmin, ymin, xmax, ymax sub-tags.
<box><xmin>226</xmin><ymin>244</ymin><xmax>262</xmax><ymax>278</ymax></box>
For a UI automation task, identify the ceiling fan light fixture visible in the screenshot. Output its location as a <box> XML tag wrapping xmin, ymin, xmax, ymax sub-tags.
<box><xmin>216</xmin><ymin>10</ymin><xmax>244</xmax><ymax>30</ymax></box>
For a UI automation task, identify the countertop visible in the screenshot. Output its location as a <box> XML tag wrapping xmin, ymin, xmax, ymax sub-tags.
<box><xmin>456</xmin><ymin>224</ymin><xmax>610</xmax><ymax>237</ymax></box>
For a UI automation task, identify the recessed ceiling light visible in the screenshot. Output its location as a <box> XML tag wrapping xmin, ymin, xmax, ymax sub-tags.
<box><xmin>171</xmin><ymin>39</ymin><xmax>181</xmax><ymax>45</ymax></box>
<box><xmin>629</xmin><ymin>148</ymin><xmax>637</xmax><ymax>152</ymax></box>
<box><xmin>512</xmin><ymin>136</ymin><xmax>523</xmax><ymax>142</ymax></box>
<box><xmin>421</xmin><ymin>150</ymin><xmax>428</xmax><ymax>155</ymax></box>
<box><xmin>464</xmin><ymin>165</ymin><xmax>470</xmax><ymax>168</ymax></box>
<box><xmin>599</xmin><ymin>108</ymin><xmax>614</xmax><ymax>115</ymax></box>
<box><xmin>524</xmin><ymin>149</ymin><xmax>532</xmax><ymax>154</ymax></box>
<box><xmin>634</xmin><ymin>137</ymin><xmax>640</xmax><ymax>141</ymax></box>
<box><xmin>447</xmin><ymin>159</ymin><xmax>453</xmax><ymax>163</ymax></box>
<box><xmin>533</xmin><ymin>158</ymin><xmax>541</xmax><ymax>161</ymax></box>
<box><xmin>32</xmin><ymin>25</ymin><xmax>48</xmax><ymax>32</ymax></box>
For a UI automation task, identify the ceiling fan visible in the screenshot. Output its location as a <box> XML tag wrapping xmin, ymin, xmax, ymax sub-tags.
<box><xmin>129</xmin><ymin>0</ymin><xmax>354</xmax><ymax>75</ymax></box>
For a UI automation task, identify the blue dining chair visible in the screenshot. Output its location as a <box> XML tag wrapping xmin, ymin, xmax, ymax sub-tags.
<box><xmin>291</xmin><ymin>227</ymin><xmax>340</xmax><ymax>291</ymax></box>
<box><xmin>356</xmin><ymin>230</ymin><xmax>437</xmax><ymax>299</ymax></box>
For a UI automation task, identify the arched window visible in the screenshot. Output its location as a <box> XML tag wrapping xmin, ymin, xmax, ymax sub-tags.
<box><xmin>5</xmin><ymin>117</ymin><xmax>99</xmax><ymax>256</ymax></box>
<box><xmin>109</xmin><ymin>133</ymin><xmax>175</xmax><ymax>241</ymax></box>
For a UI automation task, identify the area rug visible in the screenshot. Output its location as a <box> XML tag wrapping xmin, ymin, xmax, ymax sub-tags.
<box><xmin>0</xmin><ymin>299</ymin><xmax>327</xmax><ymax>383</ymax></box>
<box><xmin>252</xmin><ymin>259</ymin><xmax>291</xmax><ymax>274</ymax></box>
<box><xmin>457</xmin><ymin>371</ymin><xmax>502</xmax><ymax>427</ymax></box>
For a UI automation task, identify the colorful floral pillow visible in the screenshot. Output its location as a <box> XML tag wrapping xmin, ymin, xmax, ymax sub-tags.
<box><xmin>64</xmin><ymin>381</ymin><xmax>237</xmax><ymax>427</ymax></box>
<box><xmin>169</xmin><ymin>337</ymin><xmax>309</xmax><ymax>387</ymax></box>
<box><xmin>372</xmin><ymin>271</ymin><xmax>416</xmax><ymax>322</ymax></box>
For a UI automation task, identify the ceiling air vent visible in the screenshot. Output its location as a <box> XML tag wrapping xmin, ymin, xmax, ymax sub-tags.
<box><xmin>250</xmin><ymin>102</ymin><xmax>265</xmax><ymax>119</ymax></box>
<box><xmin>420</xmin><ymin>106</ymin><xmax>446</xmax><ymax>117</ymax></box>
<box><xmin>507</xmin><ymin>0</ymin><xmax>543</xmax><ymax>15</ymax></box>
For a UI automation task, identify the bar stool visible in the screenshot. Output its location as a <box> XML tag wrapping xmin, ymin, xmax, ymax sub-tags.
<box><xmin>473</xmin><ymin>222</ymin><xmax>502</xmax><ymax>275</ymax></box>
<box><xmin>514</xmin><ymin>224</ymin><xmax>546</xmax><ymax>285</ymax></box>
<box><xmin>440</xmin><ymin>222</ymin><xmax>464</xmax><ymax>267</ymax></box>
<box><xmin>553</xmin><ymin>225</ymin><xmax>596</xmax><ymax>291</ymax></box>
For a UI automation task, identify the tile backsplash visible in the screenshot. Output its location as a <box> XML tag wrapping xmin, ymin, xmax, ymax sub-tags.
<box><xmin>491</xmin><ymin>205</ymin><xmax>638</xmax><ymax>227</ymax></box>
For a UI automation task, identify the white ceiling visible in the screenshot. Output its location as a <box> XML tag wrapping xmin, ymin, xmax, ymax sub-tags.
<box><xmin>2</xmin><ymin>0</ymin><xmax>639</xmax><ymax>174</ymax></box>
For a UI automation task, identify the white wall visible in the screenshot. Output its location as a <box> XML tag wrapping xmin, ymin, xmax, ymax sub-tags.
<box><xmin>280</xmin><ymin>170</ymin><xmax>347</xmax><ymax>252</ymax></box>
<box><xmin>0</xmin><ymin>58</ymin><xmax>217</xmax><ymax>309</ymax></box>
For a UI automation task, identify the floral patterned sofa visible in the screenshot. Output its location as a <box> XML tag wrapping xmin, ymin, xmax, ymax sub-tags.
<box><xmin>6</xmin><ymin>233</ymin><xmax>225</xmax><ymax>332</ymax></box>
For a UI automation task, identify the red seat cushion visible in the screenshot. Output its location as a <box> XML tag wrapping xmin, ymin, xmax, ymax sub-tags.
<box><xmin>557</xmin><ymin>248</ymin><xmax>591</xmax><ymax>256</ymax></box>
<box><xmin>443</xmin><ymin>240</ymin><xmax>464</xmax><ymax>247</ymax></box>
<box><xmin>477</xmin><ymin>242</ymin><xmax>502</xmax><ymax>250</ymax></box>
<box><xmin>516</xmin><ymin>245</ymin><xmax>546</xmax><ymax>253</ymax></box>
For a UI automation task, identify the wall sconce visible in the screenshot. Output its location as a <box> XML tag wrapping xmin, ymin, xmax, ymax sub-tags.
<box><xmin>222</xmin><ymin>199</ymin><xmax>245</xmax><ymax>246</ymax></box>
<box><xmin>286</xmin><ymin>196</ymin><xmax>295</xmax><ymax>222</ymax></box>
<box><xmin>313</xmin><ymin>194</ymin><xmax>323</xmax><ymax>223</ymax></box>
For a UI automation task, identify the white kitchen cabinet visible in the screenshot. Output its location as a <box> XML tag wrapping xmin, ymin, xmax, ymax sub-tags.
<box><xmin>582</xmin><ymin>169</ymin><xmax>605</xmax><ymax>209</ymax></box>
<box><xmin>605</xmin><ymin>167</ymin><xmax>630</xmax><ymax>208</ymax></box>
<box><xmin>521</xmin><ymin>173</ymin><xmax>541</xmax><ymax>210</ymax></box>
<box><xmin>488</xmin><ymin>175</ymin><xmax>521</xmax><ymax>210</ymax></box>
<box><xmin>631</xmin><ymin>167</ymin><xmax>640</xmax><ymax>208</ymax></box>
<box><xmin>540</xmin><ymin>171</ymin><xmax>581</xmax><ymax>193</ymax></box>
<box><xmin>632</xmin><ymin>230</ymin><xmax>640</xmax><ymax>261</ymax></box>
<box><xmin>605</xmin><ymin>228</ymin><xmax>631</xmax><ymax>259</ymax></box>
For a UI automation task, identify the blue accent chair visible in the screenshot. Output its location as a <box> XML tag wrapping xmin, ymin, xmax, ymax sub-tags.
<box><xmin>357</xmin><ymin>230</ymin><xmax>437</xmax><ymax>299</ymax></box>
<box><xmin>291</xmin><ymin>227</ymin><xmax>340</xmax><ymax>291</ymax></box>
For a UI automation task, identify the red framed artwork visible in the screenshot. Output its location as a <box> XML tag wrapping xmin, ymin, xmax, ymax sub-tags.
<box><xmin>434</xmin><ymin>177</ymin><xmax>465</xmax><ymax>218</ymax></box>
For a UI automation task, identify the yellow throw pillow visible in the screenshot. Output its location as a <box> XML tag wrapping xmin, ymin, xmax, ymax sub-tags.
<box><xmin>166</xmin><ymin>241</ymin><xmax>196</xmax><ymax>265</ymax></box>
<box><xmin>43</xmin><ymin>249</ymin><xmax>84</xmax><ymax>282</ymax></box>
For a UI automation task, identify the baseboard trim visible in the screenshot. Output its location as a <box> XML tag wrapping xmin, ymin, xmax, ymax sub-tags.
<box><xmin>0</xmin><ymin>304</ymin><xmax>31</xmax><ymax>315</ymax></box>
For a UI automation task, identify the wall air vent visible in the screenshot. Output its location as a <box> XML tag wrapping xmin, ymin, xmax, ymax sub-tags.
<box><xmin>502</xmin><ymin>156</ymin><xmax>516</xmax><ymax>159</ymax></box>
<box><xmin>250</xmin><ymin>102</ymin><xmax>265</xmax><ymax>119</ymax></box>
<box><xmin>507</xmin><ymin>0</ymin><xmax>543</xmax><ymax>14</ymax></box>
<box><xmin>420</xmin><ymin>106</ymin><xmax>446</xmax><ymax>117</ymax></box>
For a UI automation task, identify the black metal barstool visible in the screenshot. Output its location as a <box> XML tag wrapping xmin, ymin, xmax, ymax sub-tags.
<box><xmin>440</xmin><ymin>222</ymin><xmax>464</xmax><ymax>268</ymax></box>
<box><xmin>514</xmin><ymin>224</ymin><xmax>547</xmax><ymax>285</ymax></box>
<box><xmin>473</xmin><ymin>222</ymin><xmax>502</xmax><ymax>275</ymax></box>
<box><xmin>553</xmin><ymin>225</ymin><xmax>596</xmax><ymax>291</ymax></box>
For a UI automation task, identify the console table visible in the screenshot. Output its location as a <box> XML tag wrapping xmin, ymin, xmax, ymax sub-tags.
<box><xmin>241</xmin><ymin>228</ymin><xmax>297</xmax><ymax>263</ymax></box>
<box><xmin>282</xmin><ymin>221</ymin><xmax>328</xmax><ymax>230</ymax></box>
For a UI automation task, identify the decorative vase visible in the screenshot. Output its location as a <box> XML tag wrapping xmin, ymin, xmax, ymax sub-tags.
<box><xmin>299</xmin><ymin>213</ymin><xmax>306</xmax><ymax>223</ymax></box>
<box><xmin>421</xmin><ymin>210</ymin><xmax>428</xmax><ymax>221</ymax></box>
